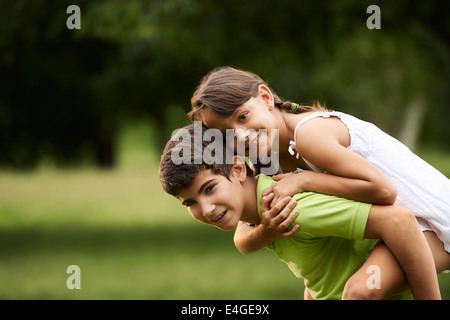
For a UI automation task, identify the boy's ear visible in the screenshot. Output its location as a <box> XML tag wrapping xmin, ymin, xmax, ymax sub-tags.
<box><xmin>230</xmin><ymin>156</ymin><xmax>247</xmax><ymax>182</ymax></box>
<box><xmin>258</xmin><ymin>84</ymin><xmax>274</xmax><ymax>110</ymax></box>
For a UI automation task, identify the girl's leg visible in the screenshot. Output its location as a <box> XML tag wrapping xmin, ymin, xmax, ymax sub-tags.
<box><xmin>359</xmin><ymin>205</ymin><xmax>440</xmax><ymax>299</ymax></box>
<box><xmin>423</xmin><ymin>231</ymin><xmax>450</xmax><ymax>273</ymax></box>
<box><xmin>304</xmin><ymin>287</ymin><xmax>314</xmax><ymax>300</ymax></box>
<box><xmin>343</xmin><ymin>231</ymin><xmax>450</xmax><ymax>300</ymax></box>
<box><xmin>342</xmin><ymin>241</ymin><xmax>408</xmax><ymax>300</ymax></box>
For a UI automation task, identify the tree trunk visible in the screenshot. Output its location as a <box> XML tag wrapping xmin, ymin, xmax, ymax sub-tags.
<box><xmin>399</xmin><ymin>99</ymin><xmax>424</xmax><ymax>152</ymax></box>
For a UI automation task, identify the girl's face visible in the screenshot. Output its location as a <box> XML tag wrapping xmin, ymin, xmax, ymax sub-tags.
<box><xmin>202</xmin><ymin>86</ymin><xmax>279</xmax><ymax>158</ymax></box>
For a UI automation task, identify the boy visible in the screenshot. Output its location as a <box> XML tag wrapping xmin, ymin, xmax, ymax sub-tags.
<box><xmin>159</xmin><ymin>123</ymin><xmax>439</xmax><ymax>299</ymax></box>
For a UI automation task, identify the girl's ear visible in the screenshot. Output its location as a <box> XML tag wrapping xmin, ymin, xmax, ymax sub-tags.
<box><xmin>258</xmin><ymin>85</ymin><xmax>274</xmax><ymax>110</ymax></box>
<box><xmin>230</xmin><ymin>155</ymin><xmax>247</xmax><ymax>182</ymax></box>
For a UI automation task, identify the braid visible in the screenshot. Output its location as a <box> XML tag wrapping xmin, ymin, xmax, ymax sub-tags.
<box><xmin>274</xmin><ymin>99</ymin><xmax>325</xmax><ymax>114</ymax></box>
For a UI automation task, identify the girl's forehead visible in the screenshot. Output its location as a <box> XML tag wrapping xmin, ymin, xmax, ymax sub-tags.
<box><xmin>202</xmin><ymin>108</ymin><xmax>233</xmax><ymax>130</ymax></box>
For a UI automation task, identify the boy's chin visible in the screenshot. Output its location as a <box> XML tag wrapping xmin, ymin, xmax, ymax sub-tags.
<box><xmin>215</xmin><ymin>222</ymin><xmax>238</xmax><ymax>231</ymax></box>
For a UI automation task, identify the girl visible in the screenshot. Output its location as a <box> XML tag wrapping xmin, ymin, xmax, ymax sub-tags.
<box><xmin>188</xmin><ymin>66</ymin><xmax>450</xmax><ymax>299</ymax></box>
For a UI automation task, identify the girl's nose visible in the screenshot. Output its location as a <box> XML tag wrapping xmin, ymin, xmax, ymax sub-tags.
<box><xmin>233</xmin><ymin>128</ymin><xmax>250</xmax><ymax>150</ymax></box>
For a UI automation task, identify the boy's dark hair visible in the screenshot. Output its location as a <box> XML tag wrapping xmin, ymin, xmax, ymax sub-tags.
<box><xmin>159</xmin><ymin>123</ymin><xmax>255</xmax><ymax>197</ymax></box>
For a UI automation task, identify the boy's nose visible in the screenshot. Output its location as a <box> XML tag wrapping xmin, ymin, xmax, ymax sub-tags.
<box><xmin>200</xmin><ymin>201</ymin><xmax>216</xmax><ymax>221</ymax></box>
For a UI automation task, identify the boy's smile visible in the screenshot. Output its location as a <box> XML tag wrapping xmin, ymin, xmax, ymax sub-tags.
<box><xmin>177</xmin><ymin>164</ymin><xmax>259</xmax><ymax>230</ymax></box>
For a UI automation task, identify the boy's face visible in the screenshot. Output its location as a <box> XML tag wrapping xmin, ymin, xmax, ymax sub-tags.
<box><xmin>177</xmin><ymin>167</ymin><xmax>249</xmax><ymax>231</ymax></box>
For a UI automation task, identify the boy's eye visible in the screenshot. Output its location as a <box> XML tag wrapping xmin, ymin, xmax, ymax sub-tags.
<box><xmin>238</xmin><ymin>112</ymin><xmax>248</xmax><ymax>121</ymax></box>
<box><xmin>205</xmin><ymin>185</ymin><xmax>214</xmax><ymax>193</ymax></box>
<box><xmin>185</xmin><ymin>200</ymin><xmax>195</xmax><ymax>207</ymax></box>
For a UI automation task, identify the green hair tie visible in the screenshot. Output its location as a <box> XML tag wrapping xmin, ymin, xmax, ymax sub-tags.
<box><xmin>290</xmin><ymin>102</ymin><xmax>299</xmax><ymax>113</ymax></box>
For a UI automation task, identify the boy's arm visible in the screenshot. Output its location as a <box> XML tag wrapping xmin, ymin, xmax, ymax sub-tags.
<box><xmin>234</xmin><ymin>194</ymin><xmax>299</xmax><ymax>254</ymax></box>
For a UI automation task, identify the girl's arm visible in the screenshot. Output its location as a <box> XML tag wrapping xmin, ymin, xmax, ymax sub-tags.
<box><xmin>236</xmin><ymin>116</ymin><xmax>397</xmax><ymax>255</ymax></box>
<box><xmin>268</xmin><ymin>116</ymin><xmax>397</xmax><ymax>206</ymax></box>
<box><xmin>234</xmin><ymin>194</ymin><xmax>299</xmax><ymax>254</ymax></box>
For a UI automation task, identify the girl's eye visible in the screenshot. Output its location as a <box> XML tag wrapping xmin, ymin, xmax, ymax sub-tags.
<box><xmin>238</xmin><ymin>112</ymin><xmax>248</xmax><ymax>121</ymax></box>
<box><xmin>205</xmin><ymin>185</ymin><xmax>215</xmax><ymax>193</ymax></box>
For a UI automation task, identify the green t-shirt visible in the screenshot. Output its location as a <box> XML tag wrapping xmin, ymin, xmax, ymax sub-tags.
<box><xmin>257</xmin><ymin>174</ymin><xmax>411</xmax><ymax>300</ymax></box>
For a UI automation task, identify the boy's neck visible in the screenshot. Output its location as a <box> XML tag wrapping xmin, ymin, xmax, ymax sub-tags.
<box><xmin>240</xmin><ymin>176</ymin><xmax>261</xmax><ymax>225</ymax></box>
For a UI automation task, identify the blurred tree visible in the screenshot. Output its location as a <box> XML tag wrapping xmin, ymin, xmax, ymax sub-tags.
<box><xmin>0</xmin><ymin>0</ymin><xmax>119</xmax><ymax>168</ymax></box>
<box><xmin>0</xmin><ymin>0</ymin><xmax>448</xmax><ymax>169</ymax></box>
<box><xmin>311</xmin><ymin>1</ymin><xmax>450</xmax><ymax>151</ymax></box>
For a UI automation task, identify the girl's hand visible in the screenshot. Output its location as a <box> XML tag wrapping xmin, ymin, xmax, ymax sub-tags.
<box><xmin>258</xmin><ymin>192</ymin><xmax>300</xmax><ymax>242</ymax></box>
<box><xmin>263</xmin><ymin>172</ymin><xmax>306</xmax><ymax>208</ymax></box>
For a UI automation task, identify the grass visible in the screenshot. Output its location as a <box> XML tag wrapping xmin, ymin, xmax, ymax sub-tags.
<box><xmin>0</xmin><ymin>121</ymin><xmax>449</xmax><ymax>299</ymax></box>
<box><xmin>0</xmin><ymin>168</ymin><xmax>302</xmax><ymax>299</ymax></box>
<box><xmin>0</xmin><ymin>122</ymin><xmax>302</xmax><ymax>299</ymax></box>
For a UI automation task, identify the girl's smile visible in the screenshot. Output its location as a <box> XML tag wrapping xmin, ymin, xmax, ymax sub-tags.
<box><xmin>202</xmin><ymin>96</ymin><xmax>279</xmax><ymax>158</ymax></box>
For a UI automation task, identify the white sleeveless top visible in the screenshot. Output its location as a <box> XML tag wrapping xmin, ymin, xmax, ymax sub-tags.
<box><xmin>289</xmin><ymin>111</ymin><xmax>450</xmax><ymax>253</ymax></box>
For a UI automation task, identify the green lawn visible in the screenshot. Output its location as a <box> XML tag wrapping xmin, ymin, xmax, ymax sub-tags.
<box><xmin>0</xmin><ymin>168</ymin><xmax>304</xmax><ymax>299</ymax></box>
<box><xmin>0</xmin><ymin>123</ymin><xmax>449</xmax><ymax>299</ymax></box>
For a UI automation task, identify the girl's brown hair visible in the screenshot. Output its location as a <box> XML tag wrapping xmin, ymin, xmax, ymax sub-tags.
<box><xmin>189</xmin><ymin>66</ymin><xmax>326</xmax><ymax>122</ymax></box>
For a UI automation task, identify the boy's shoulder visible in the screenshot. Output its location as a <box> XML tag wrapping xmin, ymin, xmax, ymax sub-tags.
<box><xmin>255</xmin><ymin>174</ymin><xmax>274</xmax><ymax>215</ymax></box>
<box><xmin>257</xmin><ymin>174</ymin><xmax>372</xmax><ymax>241</ymax></box>
<box><xmin>256</xmin><ymin>174</ymin><xmax>274</xmax><ymax>188</ymax></box>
